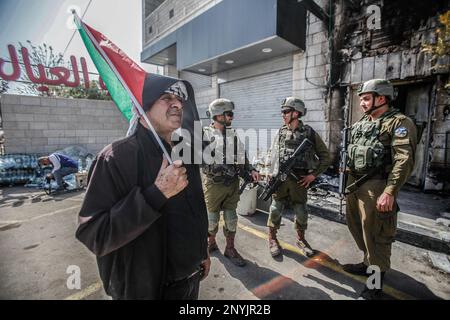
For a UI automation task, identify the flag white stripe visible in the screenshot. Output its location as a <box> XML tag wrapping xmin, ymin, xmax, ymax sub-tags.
<box><xmin>73</xmin><ymin>12</ymin><xmax>173</xmax><ymax>164</ymax></box>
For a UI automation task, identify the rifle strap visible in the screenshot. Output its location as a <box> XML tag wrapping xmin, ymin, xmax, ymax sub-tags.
<box><xmin>344</xmin><ymin>169</ymin><xmax>378</xmax><ymax>195</ymax></box>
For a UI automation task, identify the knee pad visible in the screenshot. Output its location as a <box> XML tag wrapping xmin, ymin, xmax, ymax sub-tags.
<box><xmin>208</xmin><ymin>212</ymin><xmax>220</xmax><ymax>233</ymax></box>
<box><xmin>223</xmin><ymin>209</ymin><xmax>238</xmax><ymax>233</ymax></box>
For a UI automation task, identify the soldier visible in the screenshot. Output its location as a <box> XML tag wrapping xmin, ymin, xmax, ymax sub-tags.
<box><xmin>267</xmin><ymin>97</ymin><xmax>331</xmax><ymax>258</ymax></box>
<box><xmin>203</xmin><ymin>98</ymin><xmax>259</xmax><ymax>267</ymax></box>
<box><xmin>343</xmin><ymin>79</ymin><xmax>417</xmax><ymax>300</ymax></box>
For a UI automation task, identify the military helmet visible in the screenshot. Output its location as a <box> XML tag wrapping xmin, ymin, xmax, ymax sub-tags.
<box><xmin>207</xmin><ymin>98</ymin><xmax>235</xmax><ymax>119</ymax></box>
<box><xmin>357</xmin><ymin>79</ymin><xmax>395</xmax><ymax>100</ymax></box>
<box><xmin>281</xmin><ymin>97</ymin><xmax>307</xmax><ymax>117</ymax></box>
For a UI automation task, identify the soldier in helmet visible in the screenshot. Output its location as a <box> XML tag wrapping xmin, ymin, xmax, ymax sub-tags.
<box><xmin>267</xmin><ymin>97</ymin><xmax>331</xmax><ymax>258</ymax></box>
<box><xmin>343</xmin><ymin>79</ymin><xmax>417</xmax><ymax>300</ymax></box>
<box><xmin>202</xmin><ymin>98</ymin><xmax>260</xmax><ymax>267</ymax></box>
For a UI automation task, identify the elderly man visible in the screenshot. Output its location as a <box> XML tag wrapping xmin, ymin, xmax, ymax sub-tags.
<box><xmin>76</xmin><ymin>74</ymin><xmax>210</xmax><ymax>300</ymax></box>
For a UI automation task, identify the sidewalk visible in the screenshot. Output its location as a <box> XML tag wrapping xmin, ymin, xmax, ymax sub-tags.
<box><xmin>256</xmin><ymin>186</ymin><xmax>450</xmax><ymax>255</ymax></box>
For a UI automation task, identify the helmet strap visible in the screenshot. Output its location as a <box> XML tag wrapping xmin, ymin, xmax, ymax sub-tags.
<box><xmin>288</xmin><ymin>113</ymin><xmax>300</xmax><ymax>128</ymax></box>
<box><xmin>213</xmin><ymin>115</ymin><xmax>227</xmax><ymax>128</ymax></box>
<box><xmin>365</xmin><ymin>94</ymin><xmax>388</xmax><ymax>115</ymax></box>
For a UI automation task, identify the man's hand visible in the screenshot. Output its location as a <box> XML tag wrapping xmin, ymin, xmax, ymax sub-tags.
<box><xmin>298</xmin><ymin>174</ymin><xmax>316</xmax><ymax>188</ymax></box>
<box><xmin>154</xmin><ymin>158</ymin><xmax>188</xmax><ymax>199</ymax></box>
<box><xmin>46</xmin><ymin>173</ymin><xmax>54</xmax><ymax>181</ymax></box>
<box><xmin>200</xmin><ymin>256</ymin><xmax>211</xmax><ymax>281</ymax></box>
<box><xmin>251</xmin><ymin>170</ymin><xmax>260</xmax><ymax>182</ymax></box>
<box><xmin>376</xmin><ymin>192</ymin><xmax>395</xmax><ymax>213</ymax></box>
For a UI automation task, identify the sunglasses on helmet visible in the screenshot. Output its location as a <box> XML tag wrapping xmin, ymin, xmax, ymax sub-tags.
<box><xmin>223</xmin><ymin>111</ymin><xmax>234</xmax><ymax>117</ymax></box>
<box><xmin>281</xmin><ymin>108</ymin><xmax>294</xmax><ymax>115</ymax></box>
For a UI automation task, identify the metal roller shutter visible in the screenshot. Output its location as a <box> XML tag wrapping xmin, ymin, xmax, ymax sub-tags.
<box><xmin>219</xmin><ymin>68</ymin><xmax>292</xmax><ymax>156</ymax></box>
<box><xmin>219</xmin><ymin>69</ymin><xmax>292</xmax><ymax>131</ymax></box>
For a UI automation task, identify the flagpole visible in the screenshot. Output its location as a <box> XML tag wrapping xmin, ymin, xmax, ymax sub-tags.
<box><xmin>73</xmin><ymin>11</ymin><xmax>174</xmax><ymax>165</ymax></box>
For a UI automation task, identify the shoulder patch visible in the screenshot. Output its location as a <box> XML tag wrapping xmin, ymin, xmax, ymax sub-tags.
<box><xmin>394</xmin><ymin>127</ymin><xmax>408</xmax><ymax>138</ymax></box>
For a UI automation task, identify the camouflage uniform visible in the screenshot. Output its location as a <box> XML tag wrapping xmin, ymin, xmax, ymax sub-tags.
<box><xmin>267</xmin><ymin>97</ymin><xmax>331</xmax><ymax>257</ymax></box>
<box><xmin>344</xmin><ymin>79</ymin><xmax>417</xmax><ymax>299</ymax></box>
<box><xmin>203</xmin><ymin>99</ymin><xmax>255</xmax><ymax>266</ymax></box>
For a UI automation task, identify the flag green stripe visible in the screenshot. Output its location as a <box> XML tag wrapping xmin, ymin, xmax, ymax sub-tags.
<box><xmin>78</xmin><ymin>25</ymin><xmax>133</xmax><ymax>121</ymax></box>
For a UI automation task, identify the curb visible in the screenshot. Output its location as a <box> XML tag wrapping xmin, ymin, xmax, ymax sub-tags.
<box><xmin>254</xmin><ymin>189</ymin><xmax>450</xmax><ymax>254</ymax></box>
<box><xmin>306</xmin><ymin>203</ymin><xmax>450</xmax><ymax>255</ymax></box>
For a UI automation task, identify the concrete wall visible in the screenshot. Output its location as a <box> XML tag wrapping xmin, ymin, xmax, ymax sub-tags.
<box><xmin>0</xmin><ymin>94</ymin><xmax>129</xmax><ymax>155</ymax></box>
<box><xmin>144</xmin><ymin>0</ymin><xmax>222</xmax><ymax>46</ymax></box>
<box><xmin>292</xmin><ymin>0</ymin><xmax>333</xmax><ymax>153</ymax></box>
<box><xmin>180</xmin><ymin>71</ymin><xmax>217</xmax><ymax>123</ymax></box>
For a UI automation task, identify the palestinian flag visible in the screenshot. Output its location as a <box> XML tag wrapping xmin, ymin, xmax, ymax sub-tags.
<box><xmin>74</xmin><ymin>15</ymin><xmax>149</xmax><ymax>121</ymax></box>
<box><xmin>73</xmin><ymin>13</ymin><xmax>200</xmax><ymax>161</ymax></box>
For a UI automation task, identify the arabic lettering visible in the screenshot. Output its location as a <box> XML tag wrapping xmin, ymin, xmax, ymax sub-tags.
<box><xmin>0</xmin><ymin>44</ymin><xmax>100</xmax><ymax>90</ymax></box>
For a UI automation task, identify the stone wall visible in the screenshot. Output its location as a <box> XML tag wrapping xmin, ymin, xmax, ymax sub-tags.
<box><xmin>0</xmin><ymin>95</ymin><xmax>129</xmax><ymax>155</ymax></box>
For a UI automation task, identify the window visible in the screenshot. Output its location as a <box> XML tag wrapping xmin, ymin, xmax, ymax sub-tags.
<box><xmin>149</xmin><ymin>26</ymin><xmax>153</xmax><ymax>34</ymax></box>
<box><xmin>169</xmin><ymin>9</ymin><xmax>174</xmax><ymax>19</ymax></box>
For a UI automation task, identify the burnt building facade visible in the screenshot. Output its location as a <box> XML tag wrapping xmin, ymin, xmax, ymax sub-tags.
<box><xmin>335</xmin><ymin>0</ymin><xmax>449</xmax><ymax>190</ymax></box>
<box><xmin>141</xmin><ymin>0</ymin><xmax>450</xmax><ymax>191</ymax></box>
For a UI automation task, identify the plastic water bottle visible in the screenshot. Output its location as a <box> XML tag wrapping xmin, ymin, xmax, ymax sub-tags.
<box><xmin>85</xmin><ymin>157</ymin><xmax>93</xmax><ymax>171</ymax></box>
<box><xmin>78</xmin><ymin>158</ymin><xmax>83</xmax><ymax>173</ymax></box>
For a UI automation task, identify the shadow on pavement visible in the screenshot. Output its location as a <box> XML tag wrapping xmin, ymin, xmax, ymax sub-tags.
<box><xmin>0</xmin><ymin>187</ymin><xmax>84</xmax><ymax>207</ymax></box>
<box><xmin>215</xmin><ymin>253</ymin><xmax>332</xmax><ymax>300</ymax></box>
<box><xmin>283</xmin><ymin>249</ymin><xmax>443</xmax><ymax>300</ymax></box>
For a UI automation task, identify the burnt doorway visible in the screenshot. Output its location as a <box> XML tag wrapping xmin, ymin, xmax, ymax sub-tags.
<box><xmin>394</xmin><ymin>81</ymin><xmax>433</xmax><ymax>188</ymax></box>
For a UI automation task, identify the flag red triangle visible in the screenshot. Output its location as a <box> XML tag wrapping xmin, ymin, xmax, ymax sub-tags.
<box><xmin>83</xmin><ymin>23</ymin><xmax>146</xmax><ymax>106</ymax></box>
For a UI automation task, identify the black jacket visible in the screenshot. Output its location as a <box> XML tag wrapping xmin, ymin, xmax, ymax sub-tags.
<box><xmin>76</xmin><ymin>123</ymin><xmax>208</xmax><ymax>300</ymax></box>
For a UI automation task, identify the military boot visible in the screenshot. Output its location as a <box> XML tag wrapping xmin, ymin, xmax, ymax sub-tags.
<box><xmin>296</xmin><ymin>230</ymin><xmax>314</xmax><ymax>257</ymax></box>
<box><xmin>268</xmin><ymin>227</ymin><xmax>281</xmax><ymax>257</ymax></box>
<box><xmin>343</xmin><ymin>262</ymin><xmax>368</xmax><ymax>276</ymax></box>
<box><xmin>208</xmin><ymin>234</ymin><xmax>218</xmax><ymax>253</ymax></box>
<box><xmin>224</xmin><ymin>232</ymin><xmax>246</xmax><ymax>267</ymax></box>
<box><xmin>359</xmin><ymin>272</ymin><xmax>385</xmax><ymax>300</ymax></box>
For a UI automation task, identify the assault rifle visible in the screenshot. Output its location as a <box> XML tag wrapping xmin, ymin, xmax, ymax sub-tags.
<box><xmin>338</xmin><ymin>88</ymin><xmax>351</xmax><ymax>216</ymax></box>
<box><xmin>237</xmin><ymin>166</ymin><xmax>255</xmax><ymax>195</ymax></box>
<box><xmin>259</xmin><ymin>138</ymin><xmax>313</xmax><ymax>201</ymax></box>
<box><xmin>210</xmin><ymin>164</ymin><xmax>255</xmax><ymax>194</ymax></box>
<box><xmin>338</xmin><ymin>125</ymin><xmax>350</xmax><ymax>216</ymax></box>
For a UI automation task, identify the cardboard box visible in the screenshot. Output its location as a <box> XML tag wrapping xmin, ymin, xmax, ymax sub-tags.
<box><xmin>75</xmin><ymin>172</ymin><xmax>88</xmax><ymax>188</ymax></box>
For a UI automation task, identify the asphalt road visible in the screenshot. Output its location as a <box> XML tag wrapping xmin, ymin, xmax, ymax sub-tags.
<box><xmin>0</xmin><ymin>187</ymin><xmax>448</xmax><ymax>300</ymax></box>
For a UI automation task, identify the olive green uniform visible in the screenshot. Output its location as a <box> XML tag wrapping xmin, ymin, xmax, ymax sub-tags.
<box><xmin>203</xmin><ymin>125</ymin><xmax>253</xmax><ymax>237</ymax></box>
<box><xmin>267</xmin><ymin>122</ymin><xmax>331</xmax><ymax>231</ymax></box>
<box><xmin>345</xmin><ymin>108</ymin><xmax>417</xmax><ymax>272</ymax></box>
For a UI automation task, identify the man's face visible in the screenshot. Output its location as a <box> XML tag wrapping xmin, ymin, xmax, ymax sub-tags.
<box><xmin>147</xmin><ymin>93</ymin><xmax>183</xmax><ymax>134</ymax></box>
<box><xmin>359</xmin><ymin>93</ymin><xmax>375</xmax><ymax>113</ymax></box>
<box><xmin>359</xmin><ymin>93</ymin><xmax>386</xmax><ymax>113</ymax></box>
<box><xmin>223</xmin><ymin>111</ymin><xmax>234</xmax><ymax>126</ymax></box>
<box><xmin>214</xmin><ymin>111</ymin><xmax>233</xmax><ymax>127</ymax></box>
<box><xmin>282</xmin><ymin>108</ymin><xmax>297</xmax><ymax>125</ymax></box>
<box><xmin>39</xmin><ymin>158</ymin><xmax>50</xmax><ymax>166</ymax></box>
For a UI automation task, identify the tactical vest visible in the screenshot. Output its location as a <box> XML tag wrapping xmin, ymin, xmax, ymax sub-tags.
<box><xmin>278</xmin><ymin>124</ymin><xmax>318</xmax><ymax>173</ymax></box>
<box><xmin>202</xmin><ymin>126</ymin><xmax>239</xmax><ymax>184</ymax></box>
<box><xmin>347</xmin><ymin>109</ymin><xmax>400</xmax><ymax>174</ymax></box>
